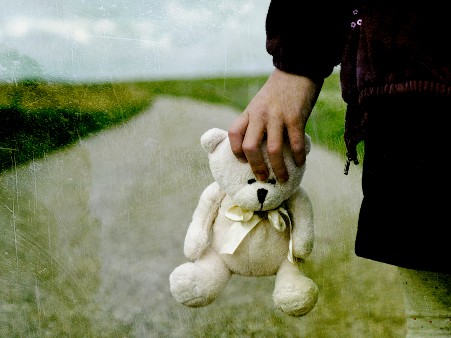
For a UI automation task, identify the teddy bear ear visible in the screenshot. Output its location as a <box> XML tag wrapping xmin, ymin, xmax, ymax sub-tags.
<box><xmin>200</xmin><ymin>128</ymin><xmax>228</xmax><ymax>153</ymax></box>
<box><xmin>305</xmin><ymin>133</ymin><xmax>312</xmax><ymax>155</ymax></box>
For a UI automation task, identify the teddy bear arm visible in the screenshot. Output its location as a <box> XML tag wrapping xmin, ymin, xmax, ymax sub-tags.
<box><xmin>184</xmin><ymin>182</ymin><xmax>225</xmax><ymax>260</ymax></box>
<box><xmin>286</xmin><ymin>186</ymin><xmax>314</xmax><ymax>260</ymax></box>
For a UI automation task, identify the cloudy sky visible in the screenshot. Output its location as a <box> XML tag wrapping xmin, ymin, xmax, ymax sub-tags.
<box><xmin>0</xmin><ymin>0</ymin><xmax>273</xmax><ymax>82</ymax></box>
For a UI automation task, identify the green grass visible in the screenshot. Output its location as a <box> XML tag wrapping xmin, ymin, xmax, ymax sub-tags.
<box><xmin>0</xmin><ymin>72</ymin><xmax>359</xmax><ymax>173</ymax></box>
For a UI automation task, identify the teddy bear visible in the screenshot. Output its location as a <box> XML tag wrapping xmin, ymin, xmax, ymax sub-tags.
<box><xmin>169</xmin><ymin>127</ymin><xmax>318</xmax><ymax>317</ymax></box>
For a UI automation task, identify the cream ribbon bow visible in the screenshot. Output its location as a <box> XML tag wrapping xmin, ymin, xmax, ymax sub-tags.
<box><xmin>220</xmin><ymin>205</ymin><xmax>294</xmax><ymax>263</ymax></box>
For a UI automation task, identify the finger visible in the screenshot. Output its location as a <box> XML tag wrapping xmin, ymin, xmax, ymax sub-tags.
<box><xmin>228</xmin><ymin>113</ymin><xmax>249</xmax><ymax>163</ymax></box>
<box><xmin>266</xmin><ymin>118</ymin><xmax>288</xmax><ymax>183</ymax></box>
<box><xmin>242</xmin><ymin>113</ymin><xmax>269</xmax><ymax>181</ymax></box>
<box><xmin>286</xmin><ymin>122</ymin><xmax>306</xmax><ymax>167</ymax></box>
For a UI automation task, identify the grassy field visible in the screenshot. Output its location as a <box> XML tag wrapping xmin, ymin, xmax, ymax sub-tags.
<box><xmin>0</xmin><ymin>74</ymin><xmax>404</xmax><ymax>337</ymax></box>
<box><xmin>0</xmin><ymin>72</ymin><xmax>355</xmax><ymax>173</ymax></box>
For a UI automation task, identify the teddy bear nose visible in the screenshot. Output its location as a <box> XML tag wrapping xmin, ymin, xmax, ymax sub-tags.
<box><xmin>257</xmin><ymin>188</ymin><xmax>268</xmax><ymax>204</ymax></box>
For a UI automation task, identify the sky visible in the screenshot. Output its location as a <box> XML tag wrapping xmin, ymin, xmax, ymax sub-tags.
<box><xmin>0</xmin><ymin>0</ymin><xmax>273</xmax><ymax>82</ymax></box>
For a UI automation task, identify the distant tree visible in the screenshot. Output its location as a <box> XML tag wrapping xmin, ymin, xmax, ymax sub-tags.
<box><xmin>0</xmin><ymin>47</ymin><xmax>44</xmax><ymax>83</ymax></box>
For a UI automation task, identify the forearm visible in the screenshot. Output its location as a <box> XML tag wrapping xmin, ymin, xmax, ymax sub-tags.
<box><xmin>229</xmin><ymin>1</ymin><xmax>349</xmax><ymax>182</ymax></box>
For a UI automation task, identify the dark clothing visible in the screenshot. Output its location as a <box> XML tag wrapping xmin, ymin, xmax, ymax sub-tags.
<box><xmin>266</xmin><ymin>2</ymin><xmax>348</xmax><ymax>81</ymax></box>
<box><xmin>356</xmin><ymin>97</ymin><xmax>450</xmax><ymax>273</ymax></box>
<box><xmin>265</xmin><ymin>1</ymin><xmax>451</xmax><ymax>272</ymax></box>
<box><xmin>266</xmin><ymin>2</ymin><xmax>451</xmax><ymax>156</ymax></box>
<box><xmin>341</xmin><ymin>4</ymin><xmax>451</xmax><ymax>161</ymax></box>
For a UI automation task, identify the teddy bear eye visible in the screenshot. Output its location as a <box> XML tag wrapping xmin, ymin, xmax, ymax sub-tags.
<box><xmin>247</xmin><ymin>178</ymin><xmax>256</xmax><ymax>184</ymax></box>
<box><xmin>268</xmin><ymin>178</ymin><xmax>277</xmax><ymax>185</ymax></box>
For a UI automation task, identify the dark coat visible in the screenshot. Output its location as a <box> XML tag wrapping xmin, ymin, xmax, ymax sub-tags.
<box><xmin>265</xmin><ymin>1</ymin><xmax>451</xmax><ymax>163</ymax></box>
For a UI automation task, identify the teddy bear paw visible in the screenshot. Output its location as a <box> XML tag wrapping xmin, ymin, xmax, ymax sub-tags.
<box><xmin>273</xmin><ymin>278</ymin><xmax>319</xmax><ymax>317</ymax></box>
<box><xmin>169</xmin><ymin>263</ymin><xmax>213</xmax><ymax>307</ymax></box>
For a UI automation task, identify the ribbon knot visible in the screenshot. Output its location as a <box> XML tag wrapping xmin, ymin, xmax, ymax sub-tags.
<box><xmin>220</xmin><ymin>205</ymin><xmax>294</xmax><ymax>263</ymax></box>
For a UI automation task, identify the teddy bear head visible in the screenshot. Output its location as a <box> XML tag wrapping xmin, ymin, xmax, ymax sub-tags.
<box><xmin>200</xmin><ymin>128</ymin><xmax>311</xmax><ymax>212</ymax></box>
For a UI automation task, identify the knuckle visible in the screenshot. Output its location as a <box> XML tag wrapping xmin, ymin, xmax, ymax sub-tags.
<box><xmin>228</xmin><ymin>128</ymin><xmax>240</xmax><ymax>139</ymax></box>
<box><xmin>229</xmin><ymin>141</ymin><xmax>241</xmax><ymax>154</ymax></box>
<box><xmin>242</xmin><ymin>142</ymin><xmax>259</xmax><ymax>154</ymax></box>
<box><xmin>290</xmin><ymin>142</ymin><xmax>303</xmax><ymax>154</ymax></box>
<box><xmin>266</xmin><ymin>143</ymin><xmax>282</xmax><ymax>157</ymax></box>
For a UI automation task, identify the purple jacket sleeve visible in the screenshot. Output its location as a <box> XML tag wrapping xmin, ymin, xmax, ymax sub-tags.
<box><xmin>266</xmin><ymin>1</ymin><xmax>351</xmax><ymax>81</ymax></box>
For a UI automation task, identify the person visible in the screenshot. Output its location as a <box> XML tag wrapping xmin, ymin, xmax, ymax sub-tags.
<box><xmin>228</xmin><ymin>2</ymin><xmax>451</xmax><ymax>337</ymax></box>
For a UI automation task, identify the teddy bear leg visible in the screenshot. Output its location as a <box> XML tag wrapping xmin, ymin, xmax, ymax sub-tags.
<box><xmin>169</xmin><ymin>247</ymin><xmax>232</xmax><ymax>308</ymax></box>
<box><xmin>273</xmin><ymin>259</ymin><xmax>319</xmax><ymax>317</ymax></box>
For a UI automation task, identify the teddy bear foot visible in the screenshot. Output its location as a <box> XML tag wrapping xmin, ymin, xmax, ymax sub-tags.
<box><xmin>273</xmin><ymin>277</ymin><xmax>319</xmax><ymax>317</ymax></box>
<box><xmin>169</xmin><ymin>262</ymin><xmax>217</xmax><ymax>307</ymax></box>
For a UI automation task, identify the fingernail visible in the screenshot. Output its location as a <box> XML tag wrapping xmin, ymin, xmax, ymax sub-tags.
<box><xmin>295</xmin><ymin>157</ymin><xmax>305</xmax><ymax>167</ymax></box>
<box><xmin>278</xmin><ymin>176</ymin><xmax>288</xmax><ymax>183</ymax></box>
<box><xmin>256</xmin><ymin>174</ymin><xmax>267</xmax><ymax>181</ymax></box>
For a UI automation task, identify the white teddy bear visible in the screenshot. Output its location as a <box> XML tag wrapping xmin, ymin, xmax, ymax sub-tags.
<box><xmin>169</xmin><ymin>127</ymin><xmax>318</xmax><ymax>317</ymax></box>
